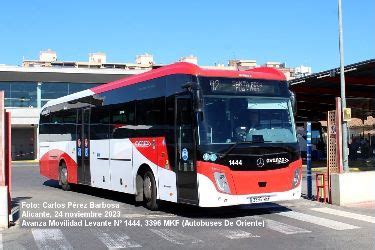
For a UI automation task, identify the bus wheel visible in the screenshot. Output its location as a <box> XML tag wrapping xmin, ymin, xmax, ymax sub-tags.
<box><xmin>59</xmin><ymin>162</ymin><xmax>71</xmax><ymax>191</ymax></box>
<box><xmin>143</xmin><ymin>171</ymin><xmax>158</xmax><ymax>211</ymax></box>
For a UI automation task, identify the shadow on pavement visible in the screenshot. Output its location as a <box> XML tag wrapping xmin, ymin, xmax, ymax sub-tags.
<box><xmin>43</xmin><ymin>180</ymin><xmax>137</xmax><ymax>206</ymax></box>
<box><xmin>11</xmin><ymin>196</ymin><xmax>32</xmax><ymax>223</ymax></box>
<box><xmin>157</xmin><ymin>202</ymin><xmax>292</xmax><ymax>219</ymax></box>
<box><xmin>43</xmin><ymin>179</ymin><xmax>60</xmax><ymax>188</ymax></box>
<box><xmin>43</xmin><ymin>179</ymin><xmax>292</xmax><ymax>219</ymax></box>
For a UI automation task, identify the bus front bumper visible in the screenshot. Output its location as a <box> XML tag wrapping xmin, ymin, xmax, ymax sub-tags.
<box><xmin>197</xmin><ymin>173</ymin><xmax>301</xmax><ymax>207</ymax></box>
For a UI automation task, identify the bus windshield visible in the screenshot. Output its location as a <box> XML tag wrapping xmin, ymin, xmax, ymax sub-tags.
<box><xmin>198</xmin><ymin>96</ymin><xmax>297</xmax><ymax>145</ymax></box>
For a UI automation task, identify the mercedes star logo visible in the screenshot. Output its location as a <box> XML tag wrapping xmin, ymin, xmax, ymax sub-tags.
<box><xmin>256</xmin><ymin>158</ymin><xmax>265</xmax><ymax>168</ymax></box>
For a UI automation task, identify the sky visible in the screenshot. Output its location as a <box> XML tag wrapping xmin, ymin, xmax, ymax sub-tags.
<box><xmin>0</xmin><ymin>0</ymin><xmax>374</xmax><ymax>72</ymax></box>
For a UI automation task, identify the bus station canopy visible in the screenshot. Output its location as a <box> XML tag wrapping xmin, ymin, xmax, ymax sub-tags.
<box><xmin>289</xmin><ymin>59</ymin><xmax>375</xmax><ymax>121</ymax></box>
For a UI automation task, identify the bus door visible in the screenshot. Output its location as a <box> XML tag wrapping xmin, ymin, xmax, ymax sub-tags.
<box><xmin>76</xmin><ymin>108</ymin><xmax>91</xmax><ymax>185</ymax></box>
<box><xmin>175</xmin><ymin>96</ymin><xmax>198</xmax><ymax>204</ymax></box>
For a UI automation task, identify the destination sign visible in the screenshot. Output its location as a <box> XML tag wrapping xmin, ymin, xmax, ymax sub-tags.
<box><xmin>200</xmin><ymin>77</ymin><xmax>288</xmax><ymax>96</ymax></box>
<box><xmin>210</xmin><ymin>79</ymin><xmax>266</xmax><ymax>93</ymax></box>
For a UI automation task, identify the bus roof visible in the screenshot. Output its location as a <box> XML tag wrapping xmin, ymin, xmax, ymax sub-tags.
<box><xmin>91</xmin><ymin>62</ymin><xmax>286</xmax><ymax>94</ymax></box>
<box><xmin>42</xmin><ymin>62</ymin><xmax>286</xmax><ymax>109</ymax></box>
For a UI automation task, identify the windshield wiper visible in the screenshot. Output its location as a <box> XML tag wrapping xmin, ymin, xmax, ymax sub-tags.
<box><xmin>219</xmin><ymin>140</ymin><xmax>271</xmax><ymax>159</ymax></box>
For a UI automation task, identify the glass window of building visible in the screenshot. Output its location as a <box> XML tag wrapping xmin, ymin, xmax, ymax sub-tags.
<box><xmin>41</xmin><ymin>83</ymin><xmax>69</xmax><ymax>106</ymax></box>
<box><xmin>0</xmin><ymin>82</ymin><xmax>37</xmax><ymax>107</ymax></box>
<box><xmin>0</xmin><ymin>81</ymin><xmax>100</xmax><ymax>107</ymax></box>
<box><xmin>0</xmin><ymin>82</ymin><xmax>11</xmax><ymax>106</ymax></box>
<box><xmin>68</xmin><ymin>83</ymin><xmax>100</xmax><ymax>93</ymax></box>
<box><xmin>41</xmin><ymin>82</ymin><xmax>101</xmax><ymax>106</ymax></box>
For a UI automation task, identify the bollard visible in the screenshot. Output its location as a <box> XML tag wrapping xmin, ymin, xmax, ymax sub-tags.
<box><xmin>306</xmin><ymin>122</ymin><xmax>312</xmax><ymax>199</ymax></box>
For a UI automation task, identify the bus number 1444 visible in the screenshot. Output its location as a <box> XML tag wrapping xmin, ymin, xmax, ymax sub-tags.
<box><xmin>229</xmin><ymin>160</ymin><xmax>242</xmax><ymax>166</ymax></box>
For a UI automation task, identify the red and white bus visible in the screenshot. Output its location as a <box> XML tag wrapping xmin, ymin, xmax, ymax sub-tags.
<box><xmin>39</xmin><ymin>62</ymin><xmax>302</xmax><ymax>210</ymax></box>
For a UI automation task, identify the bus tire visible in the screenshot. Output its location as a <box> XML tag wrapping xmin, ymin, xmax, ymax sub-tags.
<box><xmin>143</xmin><ymin>171</ymin><xmax>158</xmax><ymax>211</ymax></box>
<box><xmin>59</xmin><ymin>162</ymin><xmax>71</xmax><ymax>191</ymax></box>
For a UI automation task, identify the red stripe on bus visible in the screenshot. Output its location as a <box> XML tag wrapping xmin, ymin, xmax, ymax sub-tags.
<box><xmin>129</xmin><ymin>137</ymin><xmax>171</xmax><ymax>170</ymax></box>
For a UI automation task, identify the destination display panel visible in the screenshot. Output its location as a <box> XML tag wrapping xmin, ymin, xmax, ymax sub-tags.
<box><xmin>199</xmin><ymin>77</ymin><xmax>289</xmax><ymax>97</ymax></box>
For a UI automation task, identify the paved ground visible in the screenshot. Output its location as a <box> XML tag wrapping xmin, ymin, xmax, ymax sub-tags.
<box><xmin>0</xmin><ymin>162</ymin><xmax>374</xmax><ymax>250</ymax></box>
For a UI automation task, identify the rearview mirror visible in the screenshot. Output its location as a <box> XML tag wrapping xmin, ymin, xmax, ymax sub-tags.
<box><xmin>289</xmin><ymin>91</ymin><xmax>297</xmax><ymax>116</ymax></box>
<box><xmin>182</xmin><ymin>82</ymin><xmax>203</xmax><ymax>112</ymax></box>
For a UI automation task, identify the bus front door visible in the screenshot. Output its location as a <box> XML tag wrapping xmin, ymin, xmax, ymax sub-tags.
<box><xmin>76</xmin><ymin>108</ymin><xmax>91</xmax><ymax>185</ymax></box>
<box><xmin>175</xmin><ymin>97</ymin><xmax>198</xmax><ymax>204</ymax></box>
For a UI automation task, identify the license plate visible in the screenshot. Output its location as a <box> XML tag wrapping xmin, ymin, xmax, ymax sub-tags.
<box><xmin>250</xmin><ymin>196</ymin><xmax>270</xmax><ymax>203</ymax></box>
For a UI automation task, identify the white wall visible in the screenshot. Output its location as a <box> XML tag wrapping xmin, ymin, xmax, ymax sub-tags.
<box><xmin>331</xmin><ymin>171</ymin><xmax>375</xmax><ymax>206</ymax></box>
<box><xmin>6</xmin><ymin>108</ymin><xmax>40</xmax><ymax>125</ymax></box>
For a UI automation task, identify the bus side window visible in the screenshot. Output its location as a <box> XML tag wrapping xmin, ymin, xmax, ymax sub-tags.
<box><xmin>135</xmin><ymin>97</ymin><xmax>164</xmax><ymax>136</ymax></box>
<box><xmin>110</xmin><ymin>102</ymin><xmax>135</xmax><ymax>139</ymax></box>
<box><xmin>39</xmin><ymin>112</ymin><xmax>51</xmax><ymax>143</ymax></box>
<box><xmin>61</xmin><ymin>109</ymin><xmax>77</xmax><ymax>141</ymax></box>
<box><xmin>90</xmin><ymin>108</ymin><xmax>110</xmax><ymax>140</ymax></box>
<box><xmin>49</xmin><ymin>111</ymin><xmax>65</xmax><ymax>142</ymax></box>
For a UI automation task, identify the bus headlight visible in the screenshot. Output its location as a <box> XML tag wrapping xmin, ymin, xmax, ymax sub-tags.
<box><xmin>293</xmin><ymin>168</ymin><xmax>301</xmax><ymax>187</ymax></box>
<box><xmin>214</xmin><ymin>172</ymin><xmax>231</xmax><ymax>194</ymax></box>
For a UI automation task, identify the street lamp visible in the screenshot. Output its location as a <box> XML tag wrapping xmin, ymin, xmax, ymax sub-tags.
<box><xmin>338</xmin><ymin>0</ymin><xmax>349</xmax><ymax>172</ymax></box>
